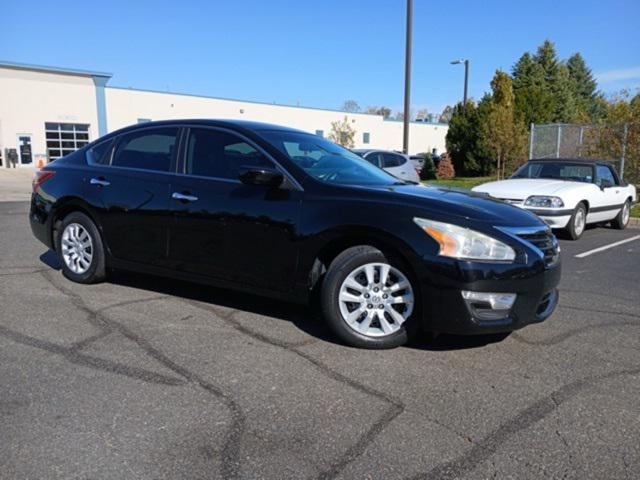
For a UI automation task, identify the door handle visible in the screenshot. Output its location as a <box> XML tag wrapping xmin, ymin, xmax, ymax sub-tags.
<box><xmin>172</xmin><ymin>192</ymin><xmax>198</xmax><ymax>202</ymax></box>
<box><xmin>90</xmin><ymin>177</ymin><xmax>110</xmax><ymax>187</ymax></box>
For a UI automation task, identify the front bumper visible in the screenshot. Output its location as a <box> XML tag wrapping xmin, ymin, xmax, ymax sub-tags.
<box><xmin>524</xmin><ymin>207</ymin><xmax>572</xmax><ymax>229</ymax></box>
<box><xmin>416</xmin><ymin>256</ymin><xmax>561</xmax><ymax>335</ymax></box>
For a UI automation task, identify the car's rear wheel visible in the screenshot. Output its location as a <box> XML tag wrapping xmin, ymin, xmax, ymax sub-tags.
<box><xmin>56</xmin><ymin>211</ymin><xmax>106</xmax><ymax>284</ymax></box>
<box><xmin>611</xmin><ymin>200</ymin><xmax>631</xmax><ymax>230</ymax></box>
<box><xmin>565</xmin><ymin>202</ymin><xmax>587</xmax><ymax>240</ymax></box>
<box><xmin>320</xmin><ymin>245</ymin><xmax>418</xmax><ymax>349</ymax></box>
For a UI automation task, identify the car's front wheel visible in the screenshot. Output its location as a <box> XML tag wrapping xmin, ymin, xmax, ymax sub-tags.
<box><xmin>611</xmin><ymin>199</ymin><xmax>631</xmax><ymax>230</ymax></box>
<box><xmin>565</xmin><ymin>202</ymin><xmax>587</xmax><ymax>240</ymax></box>
<box><xmin>321</xmin><ymin>246</ymin><xmax>418</xmax><ymax>349</ymax></box>
<box><xmin>56</xmin><ymin>211</ymin><xmax>106</xmax><ymax>284</ymax></box>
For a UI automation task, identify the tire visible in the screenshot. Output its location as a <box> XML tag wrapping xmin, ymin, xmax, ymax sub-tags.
<box><xmin>611</xmin><ymin>199</ymin><xmax>631</xmax><ymax>230</ymax></box>
<box><xmin>320</xmin><ymin>245</ymin><xmax>419</xmax><ymax>349</ymax></box>
<box><xmin>564</xmin><ymin>202</ymin><xmax>587</xmax><ymax>240</ymax></box>
<box><xmin>56</xmin><ymin>211</ymin><xmax>106</xmax><ymax>284</ymax></box>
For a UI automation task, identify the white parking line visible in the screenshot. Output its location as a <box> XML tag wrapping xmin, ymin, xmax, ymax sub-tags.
<box><xmin>575</xmin><ymin>234</ymin><xmax>640</xmax><ymax>258</ymax></box>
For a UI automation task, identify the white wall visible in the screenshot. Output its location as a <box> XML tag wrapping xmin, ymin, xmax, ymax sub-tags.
<box><xmin>0</xmin><ymin>65</ymin><xmax>448</xmax><ymax>169</ymax></box>
<box><xmin>0</xmin><ymin>67</ymin><xmax>99</xmax><ymax>165</ymax></box>
<box><xmin>106</xmin><ymin>87</ymin><xmax>447</xmax><ymax>155</ymax></box>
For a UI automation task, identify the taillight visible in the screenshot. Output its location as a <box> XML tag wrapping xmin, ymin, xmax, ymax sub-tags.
<box><xmin>33</xmin><ymin>170</ymin><xmax>56</xmax><ymax>193</ymax></box>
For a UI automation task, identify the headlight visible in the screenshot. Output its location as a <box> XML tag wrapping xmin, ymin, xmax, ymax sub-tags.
<box><xmin>413</xmin><ymin>218</ymin><xmax>516</xmax><ymax>262</ymax></box>
<box><xmin>524</xmin><ymin>196</ymin><xmax>564</xmax><ymax>208</ymax></box>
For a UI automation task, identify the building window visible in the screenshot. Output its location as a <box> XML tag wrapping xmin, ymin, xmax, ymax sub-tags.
<box><xmin>363</xmin><ymin>132</ymin><xmax>370</xmax><ymax>144</ymax></box>
<box><xmin>137</xmin><ymin>118</ymin><xmax>152</xmax><ymax>124</ymax></box>
<box><xmin>45</xmin><ymin>123</ymin><xmax>90</xmax><ymax>160</ymax></box>
<box><xmin>315</xmin><ymin>129</ymin><xmax>324</xmax><ymax>137</ymax></box>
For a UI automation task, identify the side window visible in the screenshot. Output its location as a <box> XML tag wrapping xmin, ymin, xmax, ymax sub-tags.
<box><xmin>86</xmin><ymin>139</ymin><xmax>114</xmax><ymax>166</ymax></box>
<box><xmin>185</xmin><ymin>128</ymin><xmax>273</xmax><ymax>179</ymax></box>
<box><xmin>364</xmin><ymin>152</ymin><xmax>381</xmax><ymax>167</ymax></box>
<box><xmin>596</xmin><ymin>165</ymin><xmax>616</xmax><ymax>187</ymax></box>
<box><xmin>382</xmin><ymin>153</ymin><xmax>404</xmax><ymax>168</ymax></box>
<box><xmin>112</xmin><ymin>128</ymin><xmax>178</xmax><ymax>172</ymax></box>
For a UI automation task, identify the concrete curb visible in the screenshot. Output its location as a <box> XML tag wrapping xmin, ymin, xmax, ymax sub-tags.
<box><xmin>629</xmin><ymin>217</ymin><xmax>640</xmax><ymax>229</ymax></box>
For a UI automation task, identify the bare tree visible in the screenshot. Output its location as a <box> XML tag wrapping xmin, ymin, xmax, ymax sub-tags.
<box><xmin>341</xmin><ymin>100</ymin><xmax>361</xmax><ymax>113</ymax></box>
<box><xmin>365</xmin><ymin>106</ymin><xmax>392</xmax><ymax>119</ymax></box>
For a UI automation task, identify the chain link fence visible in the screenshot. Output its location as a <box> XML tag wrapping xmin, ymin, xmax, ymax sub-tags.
<box><xmin>529</xmin><ymin>123</ymin><xmax>630</xmax><ymax>180</ymax></box>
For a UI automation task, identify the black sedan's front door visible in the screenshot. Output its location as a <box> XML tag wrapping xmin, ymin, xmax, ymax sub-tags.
<box><xmin>168</xmin><ymin>127</ymin><xmax>301</xmax><ymax>293</ymax></box>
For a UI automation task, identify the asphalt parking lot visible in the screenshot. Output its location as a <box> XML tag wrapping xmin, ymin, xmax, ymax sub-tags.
<box><xmin>1</xmin><ymin>200</ymin><xmax>639</xmax><ymax>480</ymax></box>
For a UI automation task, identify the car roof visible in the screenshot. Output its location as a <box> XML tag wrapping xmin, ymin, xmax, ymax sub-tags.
<box><xmin>352</xmin><ymin>149</ymin><xmax>407</xmax><ymax>155</ymax></box>
<box><xmin>528</xmin><ymin>158</ymin><xmax>614</xmax><ymax>165</ymax></box>
<box><xmin>107</xmin><ymin>119</ymin><xmax>309</xmax><ymax>137</ymax></box>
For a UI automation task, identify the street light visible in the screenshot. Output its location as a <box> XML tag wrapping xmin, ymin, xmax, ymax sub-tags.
<box><xmin>450</xmin><ymin>59</ymin><xmax>469</xmax><ymax>111</ymax></box>
<box><xmin>402</xmin><ymin>0</ymin><xmax>413</xmax><ymax>154</ymax></box>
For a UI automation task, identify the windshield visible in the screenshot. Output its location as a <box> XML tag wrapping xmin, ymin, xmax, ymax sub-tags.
<box><xmin>259</xmin><ymin>131</ymin><xmax>400</xmax><ymax>186</ymax></box>
<box><xmin>511</xmin><ymin>162</ymin><xmax>594</xmax><ymax>183</ymax></box>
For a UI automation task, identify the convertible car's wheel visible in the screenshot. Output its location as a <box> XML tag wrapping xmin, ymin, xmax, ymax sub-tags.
<box><xmin>56</xmin><ymin>211</ymin><xmax>106</xmax><ymax>284</ymax></box>
<box><xmin>321</xmin><ymin>245</ymin><xmax>418</xmax><ymax>349</ymax></box>
<box><xmin>611</xmin><ymin>200</ymin><xmax>631</xmax><ymax>230</ymax></box>
<box><xmin>565</xmin><ymin>202</ymin><xmax>587</xmax><ymax>240</ymax></box>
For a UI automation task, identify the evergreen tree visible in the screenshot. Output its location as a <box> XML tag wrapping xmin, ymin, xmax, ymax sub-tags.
<box><xmin>533</xmin><ymin>40</ymin><xmax>560</xmax><ymax>83</ymax></box>
<box><xmin>567</xmin><ymin>53</ymin><xmax>599</xmax><ymax>119</ymax></box>
<box><xmin>512</xmin><ymin>52</ymin><xmax>554</xmax><ymax>126</ymax></box>
<box><xmin>445</xmin><ymin>97</ymin><xmax>495</xmax><ymax>177</ymax></box>
<box><xmin>552</xmin><ymin>64</ymin><xmax>580</xmax><ymax>122</ymax></box>
<box><xmin>533</xmin><ymin>40</ymin><xmax>578</xmax><ymax>122</ymax></box>
<box><xmin>446</xmin><ymin>102</ymin><xmax>481</xmax><ymax>176</ymax></box>
<box><xmin>419</xmin><ymin>154</ymin><xmax>437</xmax><ymax>180</ymax></box>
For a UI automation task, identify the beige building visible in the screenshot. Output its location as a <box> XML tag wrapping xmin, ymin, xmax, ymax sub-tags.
<box><xmin>0</xmin><ymin>61</ymin><xmax>448</xmax><ymax>168</ymax></box>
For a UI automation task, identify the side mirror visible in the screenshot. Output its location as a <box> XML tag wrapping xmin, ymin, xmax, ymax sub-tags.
<box><xmin>238</xmin><ymin>166</ymin><xmax>284</xmax><ymax>188</ymax></box>
<box><xmin>600</xmin><ymin>179</ymin><xmax>614</xmax><ymax>190</ymax></box>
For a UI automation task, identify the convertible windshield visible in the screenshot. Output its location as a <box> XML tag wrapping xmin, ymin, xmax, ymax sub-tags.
<box><xmin>511</xmin><ymin>162</ymin><xmax>594</xmax><ymax>183</ymax></box>
<box><xmin>259</xmin><ymin>130</ymin><xmax>399</xmax><ymax>186</ymax></box>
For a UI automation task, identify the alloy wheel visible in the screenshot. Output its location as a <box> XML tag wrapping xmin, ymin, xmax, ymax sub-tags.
<box><xmin>338</xmin><ymin>262</ymin><xmax>414</xmax><ymax>337</ymax></box>
<box><xmin>574</xmin><ymin>208</ymin><xmax>586</xmax><ymax>236</ymax></box>
<box><xmin>61</xmin><ymin>223</ymin><xmax>93</xmax><ymax>274</ymax></box>
<box><xmin>622</xmin><ymin>202</ymin><xmax>630</xmax><ymax>225</ymax></box>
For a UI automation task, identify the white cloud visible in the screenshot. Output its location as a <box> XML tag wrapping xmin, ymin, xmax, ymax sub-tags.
<box><xmin>595</xmin><ymin>66</ymin><xmax>640</xmax><ymax>83</ymax></box>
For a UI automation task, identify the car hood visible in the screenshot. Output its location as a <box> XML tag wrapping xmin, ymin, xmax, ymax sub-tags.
<box><xmin>361</xmin><ymin>184</ymin><xmax>544</xmax><ymax>227</ymax></box>
<box><xmin>471</xmin><ymin>178</ymin><xmax>579</xmax><ymax>199</ymax></box>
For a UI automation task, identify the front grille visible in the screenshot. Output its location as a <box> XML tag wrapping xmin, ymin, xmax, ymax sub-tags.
<box><xmin>517</xmin><ymin>231</ymin><xmax>560</xmax><ymax>267</ymax></box>
<box><xmin>498</xmin><ymin>198</ymin><xmax>524</xmax><ymax>206</ymax></box>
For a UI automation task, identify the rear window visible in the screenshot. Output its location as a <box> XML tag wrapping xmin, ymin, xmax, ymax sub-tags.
<box><xmin>112</xmin><ymin>128</ymin><xmax>178</xmax><ymax>172</ymax></box>
<box><xmin>382</xmin><ymin>153</ymin><xmax>405</xmax><ymax>168</ymax></box>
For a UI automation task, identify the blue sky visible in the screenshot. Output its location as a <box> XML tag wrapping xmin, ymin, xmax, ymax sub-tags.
<box><xmin>1</xmin><ymin>0</ymin><xmax>639</xmax><ymax>115</ymax></box>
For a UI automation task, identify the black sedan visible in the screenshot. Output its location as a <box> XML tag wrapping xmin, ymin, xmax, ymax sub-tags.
<box><xmin>30</xmin><ymin>120</ymin><xmax>560</xmax><ymax>348</ymax></box>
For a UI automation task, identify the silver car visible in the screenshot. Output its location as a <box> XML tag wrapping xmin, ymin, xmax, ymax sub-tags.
<box><xmin>353</xmin><ymin>149</ymin><xmax>421</xmax><ymax>183</ymax></box>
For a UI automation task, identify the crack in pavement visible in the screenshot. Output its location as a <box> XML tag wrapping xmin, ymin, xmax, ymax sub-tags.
<box><xmin>403</xmin><ymin>367</ymin><xmax>640</xmax><ymax>480</ymax></box>
<box><xmin>182</xmin><ymin>299</ymin><xmax>406</xmax><ymax>480</ymax></box>
<box><xmin>0</xmin><ymin>268</ymin><xmax>49</xmax><ymax>277</ymax></box>
<box><xmin>68</xmin><ymin>295</ymin><xmax>168</xmax><ymax>351</ymax></box>
<box><xmin>561</xmin><ymin>304</ymin><xmax>640</xmax><ymax>320</ymax></box>
<box><xmin>39</xmin><ymin>271</ymin><xmax>247</xmax><ymax>480</ymax></box>
<box><xmin>560</xmin><ymin>288</ymin><xmax>636</xmax><ymax>304</ymax></box>
<box><xmin>0</xmin><ymin>325</ymin><xmax>186</xmax><ymax>386</ymax></box>
<box><xmin>511</xmin><ymin>319</ymin><xmax>639</xmax><ymax>346</ymax></box>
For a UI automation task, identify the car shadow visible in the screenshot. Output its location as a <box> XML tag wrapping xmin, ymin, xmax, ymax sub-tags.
<box><xmin>39</xmin><ymin>249</ymin><xmax>510</xmax><ymax>352</ymax></box>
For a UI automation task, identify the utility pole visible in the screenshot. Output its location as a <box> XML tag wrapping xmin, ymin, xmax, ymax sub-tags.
<box><xmin>402</xmin><ymin>0</ymin><xmax>413</xmax><ymax>154</ymax></box>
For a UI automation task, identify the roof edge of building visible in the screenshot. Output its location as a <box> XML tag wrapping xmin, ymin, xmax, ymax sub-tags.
<box><xmin>0</xmin><ymin>60</ymin><xmax>112</xmax><ymax>79</ymax></box>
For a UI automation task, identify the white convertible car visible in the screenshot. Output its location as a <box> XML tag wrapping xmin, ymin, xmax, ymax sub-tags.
<box><xmin>472</xmin><ymin>159</ymin><xmax>637</xmax><ymax>239</ymax></box>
